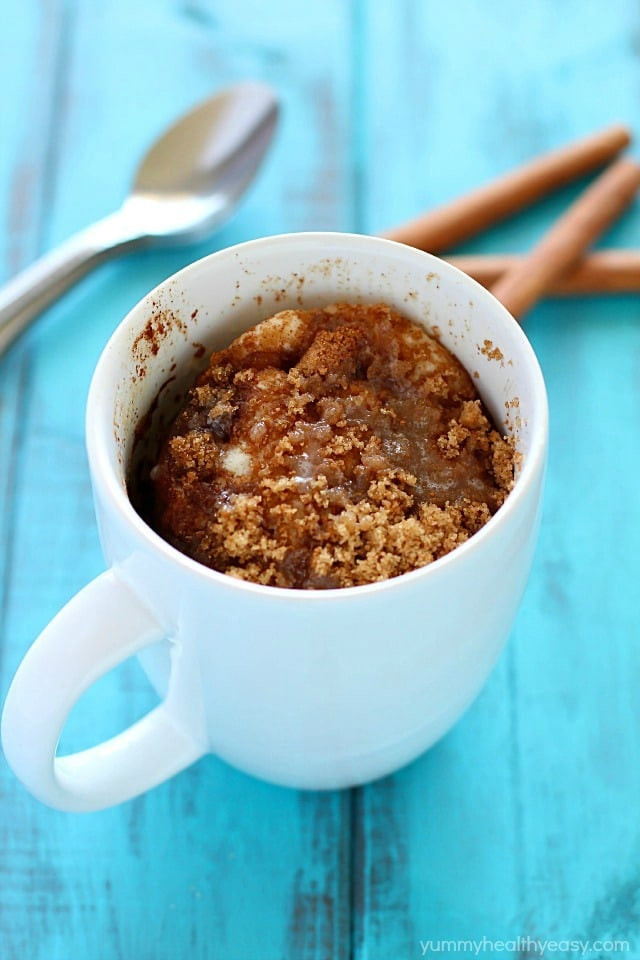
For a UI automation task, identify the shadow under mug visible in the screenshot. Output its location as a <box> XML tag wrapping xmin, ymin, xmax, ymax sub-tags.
<box><xmin>1</xmin><ymin>233</ymin><xmax>548</xmax><ymax>812</ymax></box>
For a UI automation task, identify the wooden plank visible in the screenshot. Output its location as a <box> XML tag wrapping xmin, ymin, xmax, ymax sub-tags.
<box><xmin>356</xmin><ymin>0</ymin><xmax>640</xmax><ymax>956</ymax></box>
<box><xmin>0</xmin><ymin>1</ymin><xmax>67</xmax><ymax>640</ymax></box>
<box><xmin>0</xmin><ymin>7</ymin><xmax>75</xmax><ymax>960</ymax></box>
<box><xmin>0</xmin><ymin>1</ymin><xmax>353</xmax><ymax>957</ymax></box>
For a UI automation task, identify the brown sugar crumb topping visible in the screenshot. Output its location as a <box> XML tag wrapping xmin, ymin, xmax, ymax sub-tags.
<box><xmin>145</xmin><ymin>303</ymin><xmax>515</xmax><ymax>589</ymax></box>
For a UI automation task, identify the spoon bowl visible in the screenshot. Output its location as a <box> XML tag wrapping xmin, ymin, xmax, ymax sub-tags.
<box><xmin>0</xmin><ymin>82</ymin><xmax>279</xmax><ymax>353</ymax></box>
<box><xmin>128</xmin><ymin>82</ymin><xmax>278</xmax><ymax>242</ymax></box>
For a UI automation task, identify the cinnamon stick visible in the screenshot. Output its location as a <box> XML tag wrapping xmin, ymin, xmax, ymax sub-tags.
<box><xmin>489</xmin><ymin>159</ymin><xmax>640</xmax><ymax>319</ymax></box>
<box><xmin>382</xmin><ymin>124</ymin><xmax>631</xmax><ymax>252</ymax></box>
<box><xmin>446</xmin><ymin>250</ymin><xmax>640</xmax><ymax>295</ymax></box>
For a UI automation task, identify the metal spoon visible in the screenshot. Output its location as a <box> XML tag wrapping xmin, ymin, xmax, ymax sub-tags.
<box><xmin>0</xmin><ymin>82</ymin><xmax>279</xmax><ymax>354</ymax></box>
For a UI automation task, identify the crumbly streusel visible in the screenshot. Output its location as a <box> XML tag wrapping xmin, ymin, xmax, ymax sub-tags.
<box><xmin>145</xmin><ymin>303</ymin><xmax>515</xmax><ymax>588</ymax></box>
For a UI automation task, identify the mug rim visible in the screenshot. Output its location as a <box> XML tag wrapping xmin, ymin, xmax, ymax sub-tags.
<box><xmin>87</xmin><ymin>231</ymin><xmax>549</xmax><ymax>601</ymax></box>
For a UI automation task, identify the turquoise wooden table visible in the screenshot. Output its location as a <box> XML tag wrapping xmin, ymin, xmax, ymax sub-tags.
<box><xmin>1</xmin><ymin>2</ymin><xmax>639</xmax><ymax>957</ymax></box>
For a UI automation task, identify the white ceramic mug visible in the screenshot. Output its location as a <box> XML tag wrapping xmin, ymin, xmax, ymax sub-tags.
<box><xmin>1</xmin><ymin>233</ymin><xmax>548</xmax><ymax>812</ymax></box>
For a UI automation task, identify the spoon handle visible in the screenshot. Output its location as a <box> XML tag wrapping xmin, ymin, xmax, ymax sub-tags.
<box><xmin>0</xmin><ymin>210</ymin><xmax>145</xmax><ymax>355</ymax></box>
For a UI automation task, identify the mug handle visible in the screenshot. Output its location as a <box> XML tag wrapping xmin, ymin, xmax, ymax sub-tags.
<box><xmin>1</xmin><ymin>569</ymin><xmax>206</xmax><ymax>812</ymax></box>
